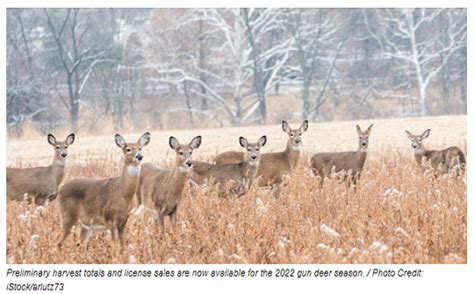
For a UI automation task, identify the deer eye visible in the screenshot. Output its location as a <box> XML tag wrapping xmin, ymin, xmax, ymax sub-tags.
<box><xmin>290</xmin><ymin>134</ymin><xmax>294</xmax><ymax>137</ymax></box>
<box><xmin>179</xmin><ymin>151</ymin><xmax>184</xmax><ymax>155</ymax></box>
<box><xmin>64</xmin><ymin>146</ymin><xmax>68</xmax><ymax>149</ymax></box>
<box><xmin>126</xmin><ymin>148</ymin><xmax>131</xmax><ymax>152</ymax></box>
<box><xmin>56</xmin><ymin>146</ymin><xmax>60</xmax><ymax>149</ymax></box>
<box><xmin>189</xmin><ymin>151</ymin><xmax>192</xmax><ymax>155</ymax></box>
<box><xmin>256</xmin><ymin>148</ymin><xmax>259</xmax><ymax>151</ymax></box>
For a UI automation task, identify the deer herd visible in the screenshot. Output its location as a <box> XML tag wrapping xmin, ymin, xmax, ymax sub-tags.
<box><xmin>6</xmin><ymin>120</ymin><xmax>466</xmax><ymax>255</ymax></box>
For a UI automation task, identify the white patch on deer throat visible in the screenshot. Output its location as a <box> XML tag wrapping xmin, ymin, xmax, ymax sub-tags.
<box><xmin>292</xmin><ymin>145</ymin><xmax>302</xmax><ymax>151</ymax></box>
<box><xmin>179</xmin><ymin>166</ymin><xmax>191</xmax><ymax>173</ymax></box>
<box><xmin>128</xmin><ymin>165</ymin><xmax>141</xmax><ymax>176</ymax></box>
<box><xmin>414</xmin><ymin>149</ymin><xmax>425</xmax><ymax>155</ymax></box>
<box><xmin>56</xmin><ymin>159</ymin><xmax>66</xmax><ymax>166</ymax></box>
<box><xmin>249</xmin><ymin>160</ymin><xmax>259</xmax><ymax>166</ymax></box>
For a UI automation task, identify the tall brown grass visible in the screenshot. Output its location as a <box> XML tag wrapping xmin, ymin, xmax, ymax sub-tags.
<box><xmin>6</xmin><ymin>116</ymin><xmax>467</xmax><ymax>264</ymax></box>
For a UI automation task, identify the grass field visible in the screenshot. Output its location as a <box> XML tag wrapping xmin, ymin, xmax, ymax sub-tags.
<box><xmin>6</xmin><ymin>115</ymin><xmax>467</xmax><ymax>263</ymax></box>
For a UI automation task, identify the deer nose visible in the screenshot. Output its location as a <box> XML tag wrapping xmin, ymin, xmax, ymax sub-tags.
<box><xmin>362</xmin><ymin>142</ymin><xmax>367</xmax><ymax>147</ymax></box>
<box><xmin>295</xmin><ymin>138</ymin><xmax>301</xmax><ymax>144</ymax></box>
<box><xmin>136</xmin><ymin>154</ymin><xmax>143</xmax><ymax>161</ymax></box>
<box><xmin>251</xmin><ymin>155</ymin><xmax>257</xmax><ymax>160</ymax></box>
<box><xmin>61</xmin><ymin>152</ymin><xmax>67</xmax><ymax>158</ymax></box>
<box><xmin>186</xmin><ymin>160</ymin><xmax>193</xmax><ymax>167</ymax></box>
<box><xmin>412</xmin><ymin>143</ymin><xmax>418</xmax><ymax>149</ymax></box>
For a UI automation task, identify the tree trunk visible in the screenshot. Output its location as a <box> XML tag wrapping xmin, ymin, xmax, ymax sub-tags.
<box><xmin>198</xmin><ymin>19</ymin><xmax>208</xmax><ymax>112</ymax></box>
<box><xmin>242</xmin><ymin>8</ymin><xmax>266</xmax><ymax>124</ymax></box>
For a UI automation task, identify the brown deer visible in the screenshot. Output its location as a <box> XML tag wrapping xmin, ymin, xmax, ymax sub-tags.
<box><xmin>311</xmin><ymin>124</ymin><xmax>373</xmax><ymax>188</ymax></box>
<box><xmin>137</xmin><ymin>136</ymin><xmax>202</xmax><ymax>235</ymax></box>
<box><xmin>214</xmin><ymin>120</ymin><xmax>308</xmax><ymax>195</ymax></box>
<box><xmin>58</xmin><ymin>132</ymin><xmax>150</xmax><ymax>254</ymax></box>
<box><xmin>7</xmin><ymin>133</ymin><xmax>75</xmax><ymax>206</ymax></box>
<box><xmin>191</xmin><ymin>136</ymin><xmax>267</xmax><ymax>197</ymax></box>
<box><xmin>405</xmin><ymin>129</ymin><xmax>465</xmax><ymax>176</ymax></box>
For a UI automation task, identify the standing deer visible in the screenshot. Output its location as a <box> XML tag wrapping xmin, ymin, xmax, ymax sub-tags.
<box><xmin>58</xmin><ymin>132</ymin><xmax>150</xmax><ymax>254</ymax></box>
<box><xmin>137</xmin><ymin>136</ymin><xmax>202</xmax><ymax>235</ymax></box>
<box><xmin>214</xmin><ymin>120</ymin><xmax>308</xmax><ymax>196</ymax></box>
<box><xmin>405</xmin><ymin>129</ymin><xmax>465</xmax><ymax>176</ymax></box>
<box><xmin>7</xmin><ymin>133</ymin><xmax>75</xmax><ymax>206</ymax></box>
<box><xmin>192</xmin><ymin>136</ymin><xmax>267</xmax><ymax>197</ymax></box>
<box><xmin>311</xmin><ymin>124</ymin><xmax>373</xmax><ymax>188</ymax></box>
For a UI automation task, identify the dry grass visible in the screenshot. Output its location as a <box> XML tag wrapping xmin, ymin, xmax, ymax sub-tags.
<box><xmin>6</xmin><ymin>115</ymin><xmax>467</xmax><ymax>264</ymax></box>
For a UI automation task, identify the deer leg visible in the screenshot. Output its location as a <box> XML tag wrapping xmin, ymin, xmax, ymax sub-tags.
<box><xmin>110</xmin><ymin>223</ymin><xmax>117</xmax><ymax>256</ymax></box>
<box><xmin>80</xmin><ymin>226</ymin><xmax>92</xmax><ymax>249</ymax></box>
<box><xmin>117</xmin><ymin>218</ymin><xmax>128</xmax><ymax>255</ymax></box>
<box><xmin>170</xmin><ymin>209</ymin><xmax>177</xmax><ymax>230</ymax></box>
<box><xmin>158</xmin><ymin>211</ymin><xmax>165</xmax><ymax>237</ymax></box>
<box><xmin>319</xmin><ymin>175</ymin><xmax>324</xmax><ymax>188</ymax></box>
<box><xmin>58</xmin><ymin>215</ymin><xmax>76</xmax><ymax>248</ymax></box>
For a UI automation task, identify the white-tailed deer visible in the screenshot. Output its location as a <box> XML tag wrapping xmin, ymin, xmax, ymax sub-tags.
<box><xmin>137</xmin><ymin>136</ymin><xmax>202</xmax><ymax>235</ymax></box>
<box><xmin>192</xmin><ymin>136</ymin><xmax>267</xmax><ymax>197</ymax></box>
<box><xmin>405</xmin><ymin>129</ymin><xmax>465</xmax><ymax>176</ymax></box>
<box><xmin>7</xmin><ymin>133</ymin><xmax>75</xmax><ymax>206</ymax></box>
<box><xmin>311</xmin><ymin>124</ymin><xmax>373</xmax><ymax>187</ymax></box>
<box><xmin>58</xmin><ymin>132</ymin><xmax>150</xmax><ymax>254</ymax></box>
<box><xmin>214</xmin><ymin>120</ymin><xmax>308</xmax><ymax>195</ymax></box>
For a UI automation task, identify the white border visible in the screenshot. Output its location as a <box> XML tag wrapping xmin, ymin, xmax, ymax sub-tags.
<box><xmin>1</xmin><ymin>1</ymin><xmax>472</xmax><ymax>294</ymax></box>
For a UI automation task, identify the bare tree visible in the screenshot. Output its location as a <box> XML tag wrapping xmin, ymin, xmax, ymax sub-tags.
<box><xmin>365</xmin><ymin>8</ymin><xmax>466</xmax><ymax>115</ymax></box>
<box><xmin>44</xmin><ymin>8</ymin><xmax>114</xmax><ymax>132</ymax></box>
<box><xmin>286</xmin><ymin>9</ymin><xmax>353</xmax><ymax>120</ymax></box>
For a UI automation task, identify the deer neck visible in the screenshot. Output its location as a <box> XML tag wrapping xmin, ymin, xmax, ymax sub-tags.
<box><xmin>284</xmin><ymin>141</ymin><xmax>301</xmax><ymax>170</ymax></box>
<box><xmin>120</xmin><ymin>163</ymin><xmax>141</xmax><ymax>203</ymax></box>
<box><xmin>241</xmin><ymin>159</ymin><xmax>259</xmax><ymax>186</ymax></box>
<box><xmin>357</xmin><ymin>148</ymin><xmax>368</xmax><ymax>167</ymax></box>
<box><xmin>51</xmin><ymin>156</ymin><xmax>67</xmax><ymax>185</ymax></box>
<box><xmin>414</xmin><ymin>147</ymin><xmax>427</xmax><ymax>166</ymax></box>
<box><xmin>357</xmin><ymin>148</ymin><xmax>367</xmax><ymax>165</ymax></box>
<box><xmin>171</xmin><ymin>162</ymin><xmax>190</xmax><ymax>201</ymax></box>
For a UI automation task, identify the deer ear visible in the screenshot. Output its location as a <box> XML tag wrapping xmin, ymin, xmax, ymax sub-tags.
<box><xmin>66</xmin><ymin>133</ymin><xmax>75</xmax><ymax>145</ymax></box>
<box><xmin>115</xmin><ymin>134</ymin><xmax>126</xmax><ymax>148</ymax></box>
<box><xmin>239</xmin><ymin>137</ymin><xmax>248</xmax><ymax>148</ymax></box>
<box><xmin>405</xmin><ymin>130</ymin><xmax>413</xmax><ymax>139</ymax></box>
<box><xmin>139</xmin><ymin>132</ymin><xmax>151</xmax><ymax>147</ymax></box>
<box><xmin>300</xmin><ymin>120</ymin><xmax>309</xmax><ymax>133</ymax></box>
<box><xmin>366</xmin><ymin>124</ymin><xmax>373</xmax><ymax>135</ymax></box>
<box><xmin>356</xmin><ymin>124</ymin><xmax>362</xmax><ymax>134</ymax></box>
<box><xmin>169</xmin><ymin>136</ymin><xmax>179</xmax><ymax>150</ymax></box>
<box><xmin>190</xmin><ymin>136</ymin><xmax>202</xmax><ymax>149</ymax></box>
<box><xmin>282</xmin><ymin>120</ymin><xmax>290</xmax><ymax>134</ymax></box>
<box><xmin>422</xmin><ymin>129</ymin><xmax>431</xmax><ymax>139</ymax></box>
<box><xmin>258</xmin><ymin>135</ymin><xmax>267</xmax><ymax>147</ymax></box>
<box><xmin>47</xmin><ymin>134</ymin><xmax>57</xmax><ymax>146</ymax></box>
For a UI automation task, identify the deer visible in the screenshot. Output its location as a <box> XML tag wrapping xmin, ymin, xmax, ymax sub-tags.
<box><xmin>214</xmin><ymin>120</ymin><xmax>308</xmax><ymax>196</ymax></box>
<box><xmin>311</xmin><ymin>124</ymin><xmax>373</xmax><ymax>188</ymax></box>
<box><xmin>7</xmin><ymin>133</ymin><xmax>75</xmax><ymax>206</ymax></box>
<box><xmin>137</xmin><ymin>136</ymin><xmax>202</xmax><ymax>235</ymax></box>
<box><xmin>191</xmin><ymin>135</ymin><xmax>267</xmax><ymax>197</ymax></box>
<box><xmin>57</xmin><ymin>132</ymin><xmax>150</xmax><ymax>254</ymax></box>
<box><xmin>405</xmin><ymin>129</ymin><xmax>465</xmax><ymax>177</ymax></box>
